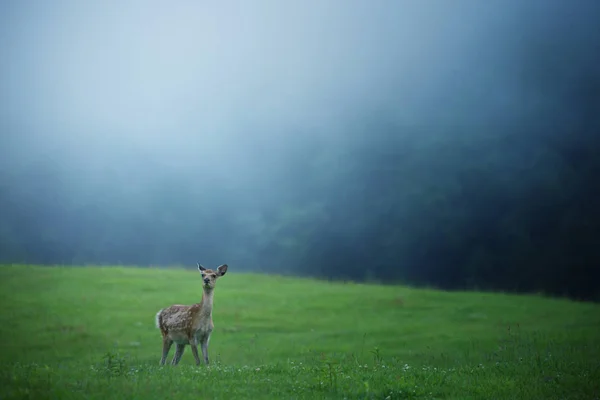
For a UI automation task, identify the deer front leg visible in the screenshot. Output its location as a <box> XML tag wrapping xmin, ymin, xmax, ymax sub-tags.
<box><xmin>200</xmin><ymin>335</ymin><xmax>210</xmax><ymax>365</ymax></box>
<box><xmin>189</xmin><ymin>337</ymin><xmax>202</xmax><ymax>366</ymax></box>
<box><xmin>160</xmin><ymin>337</ymin><xmax>173</xmax><ymax>365</ymax></box>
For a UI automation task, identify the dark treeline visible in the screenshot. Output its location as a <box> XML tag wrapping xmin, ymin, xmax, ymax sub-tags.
<box><xmin>1</xmin><ymin>1</ymin><xmax>599</xmax><ymax>300</ymax></box>
<box><xmin>2</xmin><ymin>109</ymin><xmax>599</xmax><ymax>300</ymax></box>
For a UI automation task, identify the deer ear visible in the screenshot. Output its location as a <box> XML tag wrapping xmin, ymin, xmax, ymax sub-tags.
<box><xmin>198</xmin><ymin>263</ymin><xmax>206</xmax><ymax>272</ymax></box>
<box><xmin>217</xmin><ymin>264</ymin><xmax>228</xmax><ymax>276</ymax></box>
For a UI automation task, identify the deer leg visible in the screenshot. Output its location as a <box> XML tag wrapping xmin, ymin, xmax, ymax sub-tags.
<box><xmin>200</xmin><ymin>335</ymin><xmax>210</xmax><ymax>365</ymax></box>
<box><xmin>189</xmin><ymin>336</ymin><xmax>202</xmax><ymax>366</ymax></box>
<box><xmin>171</xmin><ymin>344</ymin><xmax>185</xmax><ymax>365</ymax></box>
<box><xmin>160</xmin><ymin>337</ymin><xmax>173</xmax><ymax>365</ymax></box>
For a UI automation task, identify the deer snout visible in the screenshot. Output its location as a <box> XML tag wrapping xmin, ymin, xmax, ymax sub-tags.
<box><xmin>203</xmin><ymin>278</ymin><xmax>210</xmax><ymax>284</ymax></box>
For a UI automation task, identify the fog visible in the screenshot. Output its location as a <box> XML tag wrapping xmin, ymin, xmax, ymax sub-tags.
<box><xmin>1</xmin><ymin>1</ymin><xmax>599</xmax><ymax>298</ymax></box>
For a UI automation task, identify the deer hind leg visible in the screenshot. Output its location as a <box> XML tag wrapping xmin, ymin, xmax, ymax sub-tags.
<box><xmin>172</xmin><ymin>344</ymin><xmax>186</xmax><ymax>365</ymax></box>
<box><xmin>160</xmin><ymin>336</ymin><xmax>173</xmax><ymax>365</ymax></box>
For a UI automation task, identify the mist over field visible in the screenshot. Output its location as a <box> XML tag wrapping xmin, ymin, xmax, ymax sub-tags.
<box><xmin>1</xmin><ymin>1</ymin><xmax>599</xmax><ymax>299</ymax></box>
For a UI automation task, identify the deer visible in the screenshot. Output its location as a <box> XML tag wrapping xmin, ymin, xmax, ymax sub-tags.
<box><xmin>155</xmin><ymin>263</ymin><xmax>228</xmax><ymax>366</ymax></box>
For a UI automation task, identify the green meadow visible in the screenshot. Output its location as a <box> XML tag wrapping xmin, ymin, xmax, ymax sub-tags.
<box><xmin>0</xmin><ymin>265</ymin><xmax>598</xmax><ymax>399</ymax></box>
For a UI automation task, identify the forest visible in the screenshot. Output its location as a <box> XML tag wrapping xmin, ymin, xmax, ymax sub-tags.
<box><xmin>1</xmin><ymin>1</ymin><xmax>599</xmax><ymax>300</ymax></box>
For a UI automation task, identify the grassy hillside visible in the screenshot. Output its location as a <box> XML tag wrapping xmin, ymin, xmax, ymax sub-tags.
<box><xmin>0</xmin><ymin>265</ymin><xmax>598</xmax><ymax>399</ymax></box>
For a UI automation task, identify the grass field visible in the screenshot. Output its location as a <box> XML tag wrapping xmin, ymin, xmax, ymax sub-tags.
<box><xmin>0</xmin><ymin>265</ymin><xmax>598</xmax><ymax>399</ymax></box>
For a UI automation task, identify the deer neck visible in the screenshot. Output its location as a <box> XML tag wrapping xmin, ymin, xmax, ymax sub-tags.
<box><xmin>199</xmin><ymin>288</ymin><xmax>215</xmax><ymax>317</ymax></box>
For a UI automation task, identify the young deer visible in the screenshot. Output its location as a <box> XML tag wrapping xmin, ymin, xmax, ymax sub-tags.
<box><xmin>155</xmin><ymin>263</ymin><xmax>228</xmax><ymax>366</ymax></box>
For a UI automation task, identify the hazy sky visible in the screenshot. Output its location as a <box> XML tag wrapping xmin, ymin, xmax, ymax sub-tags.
<box><xmin>4</xmin><ymin>0</ymin><xmax>585</xmax><ymax>167</ymax></box>
<box><xmin>1</xmin><ymin>1</ymin><xmax>599</xmax><ymax>268</ymax></box>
